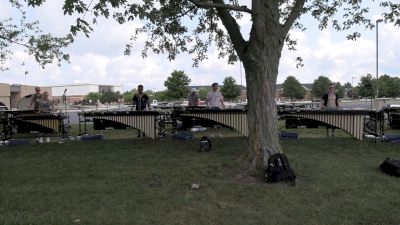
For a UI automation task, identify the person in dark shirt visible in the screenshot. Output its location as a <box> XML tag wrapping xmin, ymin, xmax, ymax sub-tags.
<box><xmin>132</xmin><ymin>85</ymin><xmax>150</xmax><ymax>137</ymax></box>
<box><xmin>132</xmin><ymin>85</ymin><xmax>150</xmax><ymax>111</ymax></box>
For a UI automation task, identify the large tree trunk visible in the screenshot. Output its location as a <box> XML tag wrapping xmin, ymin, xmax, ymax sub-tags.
<box><xmin>240</xmin><ymin>3</ymin><xmax>286</xmax><ymax>171</ymax></box>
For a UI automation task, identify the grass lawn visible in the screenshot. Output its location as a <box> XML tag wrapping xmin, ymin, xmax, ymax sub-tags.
<box><xmin>1</xmin><ymin>126</ymin><xmax>400</xmax><ymax>225</ymax></box>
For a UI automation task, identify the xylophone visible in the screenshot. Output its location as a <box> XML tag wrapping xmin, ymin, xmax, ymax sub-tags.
<box><xmin>384</xmin><ymin>106</ymin><xmax>400</xmax><ymax>129</ymax></box>
<box><xmin>1</xmin><ymin>111</ymin><xmax>13</xmax><ymax>141</ymax></box>
<box><xmin>78</xmin><ymin>110</ymin><xmax>160</xmax><ymax>139</ymax></box>
<box><xmin>279</xmin><ymin>109</ymin><xmax>382</xmax><ymax>140</ymax></box>
<box><xmin>0</xmin><ymin>110</ymin><xmax>68</xmax><ymax>140</ymax></box>
<box><xmin>176</xmin><ymin>108</ymin><xmax>249</xmax><ymax>136</ymax></box>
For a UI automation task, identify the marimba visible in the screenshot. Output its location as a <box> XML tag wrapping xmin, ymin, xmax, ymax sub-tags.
<box><xmin>176</xmin><ymin>108</ymin><xmax>249</xmax><ymax>136</ymax></box>
<box><xmin>78</xmin><ymin>110</ymin><xmax>160</xmax><ymax>139</ymax></box>
<box><xmin>279</xmin><ymin>109</ymin><xmax>382</xmax><ymax>140</ymax></box>
<box><xmin>384</xmin><ymin>107</ymin><xmax>400</xmax><ymax>129</ymax></box>
<box><xmin>1</xmin><ymin>111</ymin><xmax>12</xmax><ymax>141</ymax></box>
<box><xmin>0</xmin><ymin>110</ymin><xmax>67</xmax><ymax>140</ymax></box>
<box><xmin>10</xmin><ymin>111</ymin><xmax>66</xmax><ymax>134</ymax></box>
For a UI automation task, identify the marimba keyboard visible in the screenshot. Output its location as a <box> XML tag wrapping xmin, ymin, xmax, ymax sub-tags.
<box><xmin>178</xmin><ymin>109</ymin><xmax>249</xmax><ymax>136</ymax></box>
<box><xmin>79</xmin><ymin>110</ymin><xmax>159</xmax><ymax>139</ymax></box>
<box><xmin>280</xmin><ymin>109</ymin><xmax>380</xmax><ymax>140</ymax></box>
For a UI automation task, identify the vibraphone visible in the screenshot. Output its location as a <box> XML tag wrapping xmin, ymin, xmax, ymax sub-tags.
<box><xmin>384</xmin><ymin>107</ymin><xmax>400</xmax><ymax>129</ymax></box>
<box><xmin>279</xmin><ymin>109</ymin><xmax>383</xmax><ymax>140</ymax></box>
<box><xmin>1</xmin><ymin>111</ymin><xmax>12</xmax><ymax>141</ymax></box>
<box><xmin>78</xmin><ymin>110</ymin><xmax>160</xmax><ymax>139</ymax></box>
<box><xmin>176</xmin><ymin>108</ymin><xmax>249</xmax><ymax>136</ymax></box>
<box><xmin>1</xmin><ymin>110</ymin><xmax>67</xmax><ymax>140</ymax></box>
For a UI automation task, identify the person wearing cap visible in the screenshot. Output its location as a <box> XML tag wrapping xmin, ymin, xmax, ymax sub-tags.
<box><xmin>188</xmin><ymin>88</ymin><xmax>199</xmax><ymax>107</ymax></box>
<box><xmin>206</xmin><ymin>83</ymin><xmax>225</xmax><ymax>109</ymax></box>
<box><xmin>29</xmin><ymin>86</ymin><xmax>42</xmax><ymax>111</ymax></box>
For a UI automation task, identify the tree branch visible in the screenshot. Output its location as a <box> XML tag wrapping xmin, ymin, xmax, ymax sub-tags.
<box><xmin>211</xmin><ymin>0</ymin><xmax>248</xmax><ymax>60</ymax></box>
<box><xmin>0</xmin><ymin>35</ymin><xmax>30</xmax><ymax>48</ymax></box>
<box><xmin>282</xmin><ymin>0</ymin><xmax>305</xmax><ymax>34</ymax></box>
<box><xmin>187</xmin><ymin>0</ymin><xmax>252</xmax><ymax>14</ymax></box>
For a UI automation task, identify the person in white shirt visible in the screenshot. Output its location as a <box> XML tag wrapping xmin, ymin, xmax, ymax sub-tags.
<box><xmin>321</xmin><ymin>83</ymin><xmax>340</xmax><ymax>137</ymax></box>
<box><xmin>206</xmin><ymin>83</ymin><xmax>225</xmax><ymax>109</ymax></box>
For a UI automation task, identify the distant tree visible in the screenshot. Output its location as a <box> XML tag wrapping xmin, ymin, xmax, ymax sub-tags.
<box><xmin>164</xmin><ymin>70</ymin><xmax>191</xmax><ymax>100</ymax></box>
<box><xmin>221</xmin><ymin>76</ymin><xmax>241</xmax><ymax>101</ymax></box>
<box><xmin>155</xmin><ymin>90</ymin><xmax>170</xmax><ymax>102</ymax></box>
<box><xmin>100</xmin><ymin>91</ymin><xmax>121</xmax><ymax>103</ymax></box>
<box><xmin>144</xmin><ymin>89</ymin><xmax>155</xmax><ymax>102</ymax></box>
<box><xmin>387</xmin><ymin>77</ymin><xmax>400</xmax><ymax>98</ymax></box>
<box><xmin>197</xmin><ymin>88</ymin><xmax>210</xmax><ymax>101</ymax></box>
<box><xmin>282</xmin><ymin>76</ymin><xmax>305</xmax><ymax>101</ymax></box>
<box><xmin>358</xmin><ymin>74</ymin><xmax>375</xmax><ymax>98</ymax></box>
<box><xmin>123</xmin><ymin>88</ymin><xmax>137</xmax><ymax>104</ymax></box>
<box><xmin>343</xmin><ymin>82</ymin><xmax>352</xmax><ymax>99</ymax></box>
<box><xmin>334</xmin><ymin>82</ymin><xmax>345</xmax><ymax>99</ymax></box>
<box><xmin>344</xmin><ymin>82</ymin><xmax>352</xmax><ymax>89</ymax></box>
<box><xmin>377</xmin><ymin>74</ymin><xmax>392</xmax><ymax>97</ymax></box>
<box><xmin>350</xmin><ymin>87</ymin><xmax>360</xmax><ymax>99</ymax></box>
<box><xmin>311</xmin><ymin>76</ymin><xmax>331</xmax><ymax>99</ymax></box>
<box><xmin>85</xmin><ymin>92</ymin><xmax>100</xmax><ymax>104</ymax></box>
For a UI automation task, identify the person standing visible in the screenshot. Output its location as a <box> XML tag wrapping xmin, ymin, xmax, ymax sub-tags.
<box><xmin>132</xmin><ymin>85</ymin><xmax>150</xmax><ymax>137</ymax></box>
<box><xmin>29</xmin><ymin>87</ymin><xmax>42</xmax><ymax>111</ymax></box>
<box><xmin>133</xmin><ymin>85</ymin><xmax>150</xmax><ymax>111</ymax></box>
<box><xmin>38</xmin><ymin>92</ymin><xmax>54</xmax><ymax>112</ymax></box>
<box><xmin>206</xmin><ymin>83</ymin><xmax>225</xmax><ymax>109</ymax></box>
<box><xmin>321</xmin><ymin>83</ymin><xmax>340</xmax><ymax>137</ymax></box>
<box><xmin>188</xmin><ymin>88</ymin><xmax>199</xmax><ymax>107</ymax></box>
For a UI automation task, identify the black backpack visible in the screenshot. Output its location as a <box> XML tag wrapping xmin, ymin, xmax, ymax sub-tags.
<box><xmin>380</xmin><ymin>158</ymin><xmax>400</xmax><ymax>177</ymax></box>
<box><xmin>265</xmin><ymin>153</ymin><xmax>296</xmax><ymax>185</ymax></box>
<box><xmin>199</xmin><ymin>136</ymin><xmax>211</xmax><ymax>152</ymax></box>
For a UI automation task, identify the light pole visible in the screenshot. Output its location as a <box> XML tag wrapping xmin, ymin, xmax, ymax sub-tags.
<box><xmin>352</xmin><ymin>76</ymin><xmax>356</xmax><ymax>99</ymax></box>
<box><xmin>376</xmin><ymin>18</ymin><xmax>383</xmax><ymax>98</ymax></box>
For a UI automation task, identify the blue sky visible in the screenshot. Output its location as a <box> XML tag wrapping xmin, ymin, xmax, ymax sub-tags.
<box><xmin>1</xmin><ymin>1</ymin><xmax>399</xmax><ymax>92</ymax></box>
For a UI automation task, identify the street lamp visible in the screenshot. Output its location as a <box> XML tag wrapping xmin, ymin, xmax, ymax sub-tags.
<box><xmin>352</xmin><ymin>76</ymin><xmax>356</xmax><ymax>99</ymax></box>
<box><xmin>376</xmin><ymin>18</ymin><xmax>383</xmax><ymax>98</ymax></box>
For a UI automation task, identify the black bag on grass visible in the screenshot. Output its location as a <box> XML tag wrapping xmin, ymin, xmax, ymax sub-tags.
<box><xmin>380</xmin><ymin>158</ymin><xmax>400</xmax><ymax>177</ymax></box>
<box><xmin>199</xmin><ymin>136</ymin><xmax>211</xmax><ymax>152</ymax></box>
<box><xmin>265</xmin><ymin>153</ymin><xmax>296</xmax><ymax>185</ymax></box>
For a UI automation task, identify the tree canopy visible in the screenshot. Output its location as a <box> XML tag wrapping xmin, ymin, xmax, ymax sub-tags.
<box><xmin>0</xmin><ymin>5</ymin><xmax>71</xmax><ymax>71</ymax></box>
<box><xmin>282</xmin><ymin>76</ymin><xmax>305</xmax><ymax>101</ymax></box>
<box><xmin>3</xmin><ymin>1</ymin><xmax>400</xmax><ymax>69</ymax></box>
<box><xmin>100</xmin><ymin>91</ymin><xmax>121</xmax><ymax>103</ymax></box>
<box><xmin>311</xmin><ymin>76</ymin><xmax>331</xmax><ymax>99</ymax></box>
<box><xmin>85</xmin><ymin>92</ymin><xmax>99</xmax><ymax>104</ymax></box>
<box><xmin>334</xmin><ymin>82</ymin><xmax>345</xmax><ymax>99</ymax></box>
<box><xmin>197</xmin><ymin>87</ymin><xmax>210</xmax><ymax>101</ymax></box>
<box><xmin>221</xmin><ymin>76</ymin><xmax>241</xmax><ymax>101</ymax></box>
<box><xmin>358</xmin><ymin>74</ymin><xmax>375</xmax><ymax>98</ymax></box>
<box><xmin>164</xmin><ymin>70</ymin><xmax>191</xmax><ymax>100</ymax></box>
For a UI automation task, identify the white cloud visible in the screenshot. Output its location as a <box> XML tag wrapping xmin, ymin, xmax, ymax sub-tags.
<box><xmin>278</xmin><ymin>21</ymin><xmax>400</xmax><ymax>86</ymax></box>
<box><xmin>1</xmin><ymin>1</ymin><xmax>399</xmax><ymax>92</ymax></box>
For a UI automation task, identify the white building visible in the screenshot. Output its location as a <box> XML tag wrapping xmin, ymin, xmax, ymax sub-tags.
<box><xmin>50</xmin><ymin>84</ymin><xmax>123</xmax><ymax>104</ymax></box>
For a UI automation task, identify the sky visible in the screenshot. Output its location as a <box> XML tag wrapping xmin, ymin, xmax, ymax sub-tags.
<box><xmin>0</xmin><ymin>1</ymin><xmax>399</xmax><ymax>92</ymax></box>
